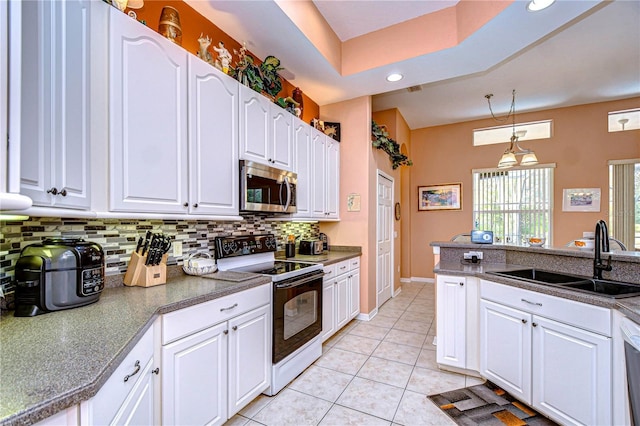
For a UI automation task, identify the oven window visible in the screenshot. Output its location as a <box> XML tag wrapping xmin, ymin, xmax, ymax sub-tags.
<box><xmin>283</xmin><ymin>290</ymin><xmax>317</xmax><ymax>340</ymax></box>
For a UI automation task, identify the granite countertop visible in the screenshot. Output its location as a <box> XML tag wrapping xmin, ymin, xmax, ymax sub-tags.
<box><xmin>0</xmin><ymin>249</ymin><xmax>361</xmax><ymax>425</ymax></box>
<box><xmin>0</xmin><ymin>273</ymin><xmax>271</xmax><ymax>426</ymax></box>
<box><xmin>435</xmin><ymin>261</ymin><xmax>640</xmax><ymax>324</ymax></box>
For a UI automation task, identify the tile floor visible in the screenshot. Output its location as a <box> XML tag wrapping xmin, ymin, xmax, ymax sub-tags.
<box><xmin>225</xmin><ymin>281</ymin><xmax>485</xmax><ymax>426</ymax></box>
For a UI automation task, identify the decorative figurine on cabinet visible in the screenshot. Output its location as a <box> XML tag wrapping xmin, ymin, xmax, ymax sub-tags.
<box><xmin>213</xmin><ymin>41</ymin><xmax>232</xmax><ymax>74</ymax></box>
<box><xmin>196</xmin><ymin>34</ymin><xmax>214</xmax><ymax>66</ymax></box>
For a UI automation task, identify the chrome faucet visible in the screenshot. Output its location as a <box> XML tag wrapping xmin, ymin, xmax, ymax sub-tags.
<box><xmin>593</xmin><ymin>220</ymin><xmax>612</xmax><ymax>279</ymax></box>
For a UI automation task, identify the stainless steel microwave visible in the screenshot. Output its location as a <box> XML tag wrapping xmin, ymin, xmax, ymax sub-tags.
<box><xmin>240</xmin><ymin>161</ymin><xmax>297</xmax><ymax>214</ymax></box>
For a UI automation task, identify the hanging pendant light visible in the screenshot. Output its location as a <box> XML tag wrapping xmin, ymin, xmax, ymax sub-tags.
<box><xmin>485</xmin><ymin>90</ymin><xmax>539</xmax><ymax>169</ymax></box>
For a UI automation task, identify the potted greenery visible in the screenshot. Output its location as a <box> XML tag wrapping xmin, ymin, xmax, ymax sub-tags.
<box><xmin>371</xmin><ymin>120</ymin><xmax>412</xmax><ymax>169</ymax></box>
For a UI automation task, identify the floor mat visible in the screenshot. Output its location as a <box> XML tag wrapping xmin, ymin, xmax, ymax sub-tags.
<box><xmin>428</xmin><ymin>381</ymin><xmax>559</xmax><ymax>426</ymax></box>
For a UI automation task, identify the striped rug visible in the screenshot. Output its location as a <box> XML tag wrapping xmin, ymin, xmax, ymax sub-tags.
<box><xmin>428</xmin><ymin>381</ymin><xmax>559</xmax><ymax>426</ymax></box>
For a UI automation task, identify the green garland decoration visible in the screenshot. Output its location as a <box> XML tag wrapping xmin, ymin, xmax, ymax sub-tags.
<box><xmin>371</xmin><ymin>120</ymin><xmax>412</xmax><ymax>169</ymax></box>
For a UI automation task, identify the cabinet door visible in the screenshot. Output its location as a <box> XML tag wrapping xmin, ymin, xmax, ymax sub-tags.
<box><xmin>20</xmin><ymin>0</ymin><xmax>91</xmax><ymax>209</ymax></box>
<box><xmin>111</xmin><ymin>357</ymin><xmax>156</xmax><ymax>426</ymax></box>
<box><xmin>188</xmin><ymin>56</ymin><xmax>239</xmax><ymax>216</ymax></box>
<box><xmin>336</xmin><ymin>274</ymin><xmax>350</xmax><ymax>329</ymax></box>
<box><xmin>348</xmin><ymin>269</ymin><xmax>360</xmax><ymax>320</ymax></box>
<box><xmin>532</xmin><ymin>316</ymin><xmax>612</xmax><ymax>426</ymax></box>
<box><xmin>292</xmin><ymin>118</ymin><xmax>312</xmax><ymax>218</ymax></box>
<box><xmin>228</xmin><ymin>305</ymin><xmax>271</xmax><ymax>417</ymax></box>
<box><xmin>322</xmin><ymin>279</ymin><xmax>336</xmax><ymax>342</ymax></box>
<box><xmin>109</xmin><ymin>8</ymin><xmax>188</xmax><ymax>213</ymax></box>
<box><xmin>52</xmin><ymin>0</ymin><xmax>91</xmax><ymax>209</ymax></box>
<box><xmin>436</xmin><ymin>275</ymin><xmax>466</xmax><ymax>369</ymax></box>
<box><xmin>162</xmin><ymin>323</ymin><xmax>228</xmax><ymax>426</ymax></box>
<box><xmin>270</xmin><ymin>104</ymin><xmax>293</xmax><ymax>171</ymax></box>
<box><xmin>239</xmin><ymin>84</ymin><xmax>270</xmax><ymax>165</ymax></box>
<box><xmin>325</xmin><ymin>139</ymin><xmax>340</xmax><ymax>219</ymax></box>
<box><xmin>480</xmin><ymin>299</ymin><xmax>532</xmax><ymax>403</ymax></box>
<box><xmin>311</xmin><ymin>130</ymin><xmax>326</xmax><ymax>218</ymax></box>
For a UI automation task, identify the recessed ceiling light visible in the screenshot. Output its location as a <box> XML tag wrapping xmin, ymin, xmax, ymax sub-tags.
<box><xmin>386</xmin><ymin>73</ymin><xmax>403</xmax><ymax>82</ymax></box>
<box><xmin>527</xmin><ymin>0</ymin><xmax>555</xmax><ymax>12</ymax></box>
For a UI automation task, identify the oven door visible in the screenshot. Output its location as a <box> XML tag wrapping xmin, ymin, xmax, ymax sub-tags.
<box><xmin>240</xmin><ymin>161</ymin><xmax>297</xmax><ymax>214</ymax></box>
<box><xmin>272</xmin><ymin>270</ymin><xmax>323</xmax><ymax>363</ymax></box>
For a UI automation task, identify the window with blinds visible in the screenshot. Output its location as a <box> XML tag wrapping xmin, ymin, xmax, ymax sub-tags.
<box><xmin>472</xmin><ymin>166</ymin><xmax>554</xmax><ymax>245</ymax></box>
<box><xmin>609</xmin><ymin>160</ymin><xmax>640</xmax><ymax>250</ymax></box>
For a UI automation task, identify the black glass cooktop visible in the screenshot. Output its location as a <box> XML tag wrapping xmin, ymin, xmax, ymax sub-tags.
<box><xmin>233</xmin><ymin>261</ymin><xmax>318</xmax><ymax>275</ymax></box>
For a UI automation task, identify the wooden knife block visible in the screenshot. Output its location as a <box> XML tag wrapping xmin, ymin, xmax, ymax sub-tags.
<box><xmin>123</xmin><ymin>251</ymin><xmax>168</xmax><ymax>287</ymax></box>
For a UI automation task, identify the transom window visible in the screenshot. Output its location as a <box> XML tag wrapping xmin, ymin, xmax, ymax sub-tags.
<box><xmin>473</xmin><ymin>166</ymin><xmax>554</xmax><ymax>245</ymax></box>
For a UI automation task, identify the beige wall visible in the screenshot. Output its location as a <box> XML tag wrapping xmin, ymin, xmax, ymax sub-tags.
<box><xmin>407</xmin><ymin>97</ymin><xmax>640</xmax><ymax>279</ymax></box>
<box><xmin>319</xmin><ymin>97</ymin><xmax>377</xmax><ymax>315</ymax></box>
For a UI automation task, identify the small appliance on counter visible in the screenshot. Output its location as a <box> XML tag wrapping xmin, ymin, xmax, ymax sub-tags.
<box><xmin>298</xmin><ymin>240</ymin><xmax>323</xmax><ymax>255</ymax></box>
<box><xmin>14</xmin><ymin>238</ymin><xmax>105</xmax><ymax>317</ymax></box>
<box><xmin>319</xmin><ymin>233</ymin><xmax>328</xmax><ymax>251</ymax></box>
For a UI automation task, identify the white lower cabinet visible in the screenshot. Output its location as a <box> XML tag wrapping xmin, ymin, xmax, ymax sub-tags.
<box><xmin>161</xmin><ymin>284</ymin><xmax>271</xmax><ymax>426</ymax></box>
<box><xmin>480</xmin><ymin>279</ymin><xmax>612</xmax><ymax>426</ymax></box>
<box><xmin>80</xmin><ymin>323</ymin><xmax>158</xmax><ymax>425</ymax></box>
<box><xmin>436</xmin><ymin>275</ymin><xmax>480</xmax><ymax>373</ymax></box>
<box><xmin>322</xmin><ymin>257</ymin><xmax>360</xmax><ymax>342</ymax></box>
<box><xmin>35</xmin><ymin>406</ymin><xmax>79</xmax><ymax>426</ymax></box>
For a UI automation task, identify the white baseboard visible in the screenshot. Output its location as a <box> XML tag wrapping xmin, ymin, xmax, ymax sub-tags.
<box><xmin>356</xmin><ymin>308</ymin><xmax>378</xmax><ymax>321</ymax></box>
<box><xmin>400</xmin><ymin>277</ymin><xmax>411</xmax><ymax>283</ymax></box>
<box><xmin>410</xmin><ymin>277</ymin><xmax>435</xmax><ymax>283</ymax></box>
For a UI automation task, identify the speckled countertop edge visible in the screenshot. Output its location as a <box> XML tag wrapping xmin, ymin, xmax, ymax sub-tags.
<box><xmin>435</xmin><ymin>261</ymin><xmax>640</xmax><ymax>323</ymax></box>
<box><xmin>0</xmin><ymin>249</ymin><xmax>361</xmax><ymax>426</ymax></box>
<box><xmin>0</xmin><ymin>274</ymin><xmax>271</xmax><ymax>426</ymax></box>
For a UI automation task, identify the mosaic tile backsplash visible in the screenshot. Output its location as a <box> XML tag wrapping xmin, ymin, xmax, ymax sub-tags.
<box><xmin>0</xmin><ymin>215</ymin><xmax>318</xmax><ymax>301</ymax></box>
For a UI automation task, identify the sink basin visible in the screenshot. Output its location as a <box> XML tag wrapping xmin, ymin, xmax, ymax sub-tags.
<box><xmin>488</xmin><ymin>269</ymin><xmax>585</xmax><ymax>284</ymax></box>
<box><xmin>561</xmin><ymin>279</ymin><xmax>640</xmax><ymax>298</ymax></box>
<box><xmin>488</xmin><ymin>268</ymin><xmax>640</xmax><ymax>299</ymax></box>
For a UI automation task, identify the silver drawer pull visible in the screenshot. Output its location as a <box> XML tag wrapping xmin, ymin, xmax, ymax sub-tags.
<box><xmin>220</xmin><ymin>303</ymin><xmax>238</xmax><ymax>312</ymax></box>
<box><xmin>124</xmin><ymin>360</ymin><xmax>141</xmax><ymax>382</ymax></box>
<box><xmin>521</xmin><ymin>298</ymin><xmax>542</xmax><ymax>307</ymax></box>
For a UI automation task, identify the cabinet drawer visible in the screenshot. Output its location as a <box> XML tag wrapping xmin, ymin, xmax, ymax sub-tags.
<box><xmin>349</xmin><ymin>257</ymin><xmax>360</xmax><ymax>271</ymax></box>
<box><xmin>162</xmin><ymin>284</ymin><xmax>271</xmax><ymax>344</ymax></box>
<box><xmin>480</xmin><ymin>279</ymin><xmax>611</xmax><ymax>336</ymax></box>
<box><xmin>82</xmin><ymin>323</ymin><xmax>154</xmax><ymax>424</ymax></box>
<box><xmin>335</xmin><ymin>260</ymin><xmax>350</xmax><ymax>276</ymax></box>
<box><xmin>323</xmin><ymin>264</ymin><xmax>337</xmax><ymax>281</ymax></box>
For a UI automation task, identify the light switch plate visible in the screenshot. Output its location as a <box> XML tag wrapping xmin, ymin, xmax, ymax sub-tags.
<box><xmin>173</xmin><ymin>242</ymin><xmax>183</xmax><ymax>258</ymax></box>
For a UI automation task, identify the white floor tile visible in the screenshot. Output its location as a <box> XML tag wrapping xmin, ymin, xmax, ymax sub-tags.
<box><xmin>406</xmin><ymin>366</ymin><xmax>466</xmax><ymax>396</ymax></box>
<box><xmin>371</xmin><ymin>341</ymin><xmax>421</xmax><ymax>365</ymax></box>
<box><xmin>393</xmin><ymin>390</ymin><xmax>457</xmax><ymax>425</ymax></box>
<box><xmin>384</xmin><ymin>329</ymin><xmax>427</xmax><ymax>348</ymax></box>
<box><xmin>319</xmin><ymin>405</ymin><xmax>391</xmax><ymax>426</ymax></box>
<box><xmin>336</xmin><ymin>377</ymin><xmax>404</xmax><ymax>421</ymax></box>
<box><xmin>357</xmin><ymin>356</ymin><xmax>413</xmax><ymax>388</ymax></box>
<box><xmin>314</xmin><ymin>347</ymin><xmax>369</xmax><ymax>375</ymax></box>
<box><xmin>333</xmin><ymin>333</ymin><xmax>381</xmax><ymax>356</ymax></box>
<box><xmin>288</xmin><ymin>365</ymin><xmax>354</xmax><ymax>402</ymax></box>
<box><xmin>252</xmin><ymin>389</ymin><xmax>332</xmax><ymax>426</ymax></box>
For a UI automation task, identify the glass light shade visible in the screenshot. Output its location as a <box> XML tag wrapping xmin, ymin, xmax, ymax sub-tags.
<box><xmin>498</xmin><ymin>152</ymin><xmax>517</xmax><ymax>168</ymax></box>
<box><xmin>386</xmin><ymin>73</ymin><xmax>403</xmax><ymax>82</ymax></box>
<box><xmin>520</xmin><ymin>152</ymin><xmax>539</xmax><ymax>166</ymax></box>
<box><xmin>527</xmin><ymin>0</ymin><xmax>555</xmax><ymax>11</ymax></box>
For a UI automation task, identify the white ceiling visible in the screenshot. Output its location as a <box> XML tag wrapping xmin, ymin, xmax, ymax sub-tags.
<box><xmin>187</xmin><ymin>0</ymin><xmax>640</xmax><ymax>129</ymax></box>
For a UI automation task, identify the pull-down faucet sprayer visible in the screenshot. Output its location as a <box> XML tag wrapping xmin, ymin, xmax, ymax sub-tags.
<box><xmin>593</xmin><ymin>220</ymin><xmax>612</xmax><ymax>279</ymax></box>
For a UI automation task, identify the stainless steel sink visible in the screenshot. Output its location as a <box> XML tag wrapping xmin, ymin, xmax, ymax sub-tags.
<box><xmin>561</xmin><ymin>279</ymin><xmax>640</xmax><ymax>298</ymax></box>
<box><xmin>488</xmin><ymin>269</ymin><xmax>640</xmax><ymax>299</ymax></box>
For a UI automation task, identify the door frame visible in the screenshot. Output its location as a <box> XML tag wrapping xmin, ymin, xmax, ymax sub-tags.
<box><xmin>376</xmin><ymin>169</ymin><xmax>395</xmax><ymax>309</ymax></box>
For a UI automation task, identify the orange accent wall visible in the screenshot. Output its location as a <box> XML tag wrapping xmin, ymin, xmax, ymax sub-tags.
<box><xmin>407</xmin><ymin>97</ymin><xmax>640</xmax><ymax>279</ymax></box>
<box><xmin>127</xmin><ymin>0</ymin><xmax>319</xmax><ymax>124</ymax></box>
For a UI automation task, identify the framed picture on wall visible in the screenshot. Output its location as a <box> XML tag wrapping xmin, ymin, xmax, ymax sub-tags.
<box><xmin>418</xmin><ymin>183</ymin><xmax>462</xmax><ymax>211</ymax></box>
<box><xmin>562</xmin><ymin>188</ymin><xmax>601</xmax><ymax>212</ymax></box>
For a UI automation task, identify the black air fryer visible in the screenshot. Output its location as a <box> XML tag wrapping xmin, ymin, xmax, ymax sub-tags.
<box><xmin>14</xmin><ymin>238</ymin><xmax>105</xmax><ymax>317</ymax></box>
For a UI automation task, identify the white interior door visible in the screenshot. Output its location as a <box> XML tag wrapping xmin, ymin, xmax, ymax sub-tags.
<box><xmin>377</xmin><ymin>172</ymin><xmax>393</xmax><ymax>307</ymax></box>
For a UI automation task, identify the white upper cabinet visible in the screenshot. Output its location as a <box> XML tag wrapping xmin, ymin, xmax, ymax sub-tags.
<box><xmin>325</xmin><ymin>138</ymin><xmax>340</xmax><ymax>219</ymax></box>
<box><xmin>109</xmin><ymin>8</ymin><xmax>188</xmax><ymax>214</ymax></box>
<box><xmin>239</xmin><ymin>84</ymin><xmax>293</xmax><ymax>171</ymax></box>
<box><xmin>109</xmin><ymin>9</ymin><xmax>239</xmax><ymax>217</ymax></box>
<box><xmin>292</xmin><ymin>117</ymin><xmax>312</xmax><ymax>218</ymax></box>
<box><xmin>20</xmin><ymin>0</ymin><xmax>91</xmax><ymax>210</ymax></box>
<box><xmin>188</xmin><ymin>56</ymin><xmax>239</xmax><ymax>216</ymax></box>
<box><xmin>309</xmin><ymin>128</ymin><xmax>339</xmax><ymax>220</ymax></box>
